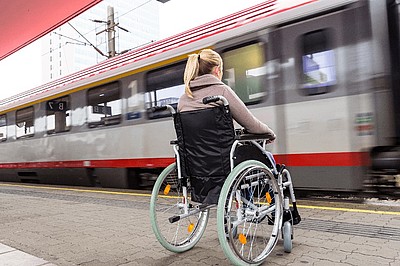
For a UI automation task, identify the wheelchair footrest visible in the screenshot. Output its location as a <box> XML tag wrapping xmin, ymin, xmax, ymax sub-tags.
<box><xmin>282</xmin><ymin>206</ymin><xmax>301</xmax><ymax>225</ymax></box>
<box><xmin>291</xmin><ymin>205</ymin><xmax>301</xmax><ymax>225</ymax></box>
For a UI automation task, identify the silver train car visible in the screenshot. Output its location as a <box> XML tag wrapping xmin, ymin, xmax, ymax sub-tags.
<box><xmin>1</xmin><ymin>0</ymin><xmax>399</xmax><ymax>192</ymax></box>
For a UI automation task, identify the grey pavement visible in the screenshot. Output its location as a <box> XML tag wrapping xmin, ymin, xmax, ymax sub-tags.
<box><xmin>0</xmin><ymin>183</ymin><xmax>399</xmax><ymax>265</ymax></box>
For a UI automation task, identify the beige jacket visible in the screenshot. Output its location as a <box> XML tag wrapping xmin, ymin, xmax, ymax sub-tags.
<box><xmin>178</xmin><ymin>74</ymin><xmax>275</xmax><ymax>136</ymax></box>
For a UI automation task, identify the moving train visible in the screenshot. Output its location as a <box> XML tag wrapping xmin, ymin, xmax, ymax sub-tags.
<box><xmin>1</xmin><ymin>0</ymin><xmax>399</xmax><ymax>193</ymax></box>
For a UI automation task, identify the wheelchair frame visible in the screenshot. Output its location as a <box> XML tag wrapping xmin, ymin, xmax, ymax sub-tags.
<box><xmin>150</xmin><ymin>96</ymin><xmax>300</xmax><ymax>266</ymax></box>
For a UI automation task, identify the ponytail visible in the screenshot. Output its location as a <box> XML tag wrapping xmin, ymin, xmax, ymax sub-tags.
<box><xmin>183</xmin><ymin>49</ymin><xmax>222</xmax><ymax>98</ymax></box>
<box><xmin>183</xmin><ymin>54</ymin><xmax>199</xmax><ymax>98</ymax></box>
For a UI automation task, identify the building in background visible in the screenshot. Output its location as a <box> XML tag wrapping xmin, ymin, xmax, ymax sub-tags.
<box><xmin>41</xmin><ymin>0</ymin><xmax>160</xmax><ymax>83</ymax></box>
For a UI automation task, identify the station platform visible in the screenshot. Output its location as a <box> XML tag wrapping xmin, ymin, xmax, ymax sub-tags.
<box><xmin>0</xmin><ymin>182</ymin><xmax>399</xmax><ymax>265</ymax></box>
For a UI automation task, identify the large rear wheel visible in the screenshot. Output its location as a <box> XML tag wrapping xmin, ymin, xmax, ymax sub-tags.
<box><xmin>217</xmin><ymin>160</ymin><xmax>283</xmax><ymax>265</ymax></box>
<box><xmin>150</xmin><ymin>163</ymin><xmax>209</xmax><ymax>252</ymax></box>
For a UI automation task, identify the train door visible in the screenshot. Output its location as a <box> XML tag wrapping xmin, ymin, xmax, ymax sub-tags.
<box><xmin>273</xmin><ymin>2</ymin><xmax>373</xmax><ymax>191</ymax></box>
<box><xmin>387</xmin><ymin>0</ymin><xmax>400</xmax><ymax>144</ymax></box>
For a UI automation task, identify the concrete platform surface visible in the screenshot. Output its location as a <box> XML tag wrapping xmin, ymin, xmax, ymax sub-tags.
<box><xmin>0</xmin><ymin>182</ymin><xmax>399</xmax><ymax>265</ymax></box>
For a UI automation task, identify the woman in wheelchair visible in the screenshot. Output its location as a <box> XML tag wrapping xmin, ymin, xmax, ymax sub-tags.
<box><xmin>150</xmin><ymin>49</ymin><xmax>300</xmax><ymax>265</ymax></box>
<box><xmin>178</xmin><ymin>49</ymin><xmax>277</xmax><ymax>205</ymax></box>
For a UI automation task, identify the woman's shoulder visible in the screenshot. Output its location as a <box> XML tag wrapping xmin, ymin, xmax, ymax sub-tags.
<box><xmin>177</xmin><ymin>93</ymin><xmax>189</xmax><ymax>110</ymax></box>
<box><xmin>219</xmin><ymin>84</ymin><xmax>239</xmax><ymax>98</ymax></box>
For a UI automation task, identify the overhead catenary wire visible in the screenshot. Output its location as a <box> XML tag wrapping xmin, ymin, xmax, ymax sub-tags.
<box><xmin>68</xmin><ymin>22</ymin><xmax>107</xmax><ymax>58</ymax></box>
<box><xmin>40</xmin><ymin>0</ymin><xmax>155</xmax><ymax>58</ymax></box>
<box><xmin>52</xmin><ymin>32</ymin><xmax>88</xmax><ymax>46</ymax></box>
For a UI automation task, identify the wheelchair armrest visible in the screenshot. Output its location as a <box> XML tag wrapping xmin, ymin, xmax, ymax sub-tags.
<box><xmin>235</xmin><ymin>133</ymin><xmax>274</xmax><ymax>141</ymax></box>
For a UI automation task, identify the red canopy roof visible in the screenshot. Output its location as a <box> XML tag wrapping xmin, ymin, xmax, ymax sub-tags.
<box><xmin>0</xmin><ymin>0</ymin><xmax>102</xmax><ymax>61</ymax></box>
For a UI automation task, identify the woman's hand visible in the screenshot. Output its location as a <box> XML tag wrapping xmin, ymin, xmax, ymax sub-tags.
<box><xmin>266</xmin><ymin>133</ymin><xmax>276</xmax><ymax>144</ymax></box>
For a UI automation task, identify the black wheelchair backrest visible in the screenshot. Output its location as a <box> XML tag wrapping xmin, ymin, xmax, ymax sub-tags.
<box><xmin>173</xmin><ymin>104</ymin><xmax>235</xmax><ymax>178</ymax></box>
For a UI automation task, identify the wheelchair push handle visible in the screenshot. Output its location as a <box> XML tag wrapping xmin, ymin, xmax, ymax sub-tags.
<box><xmin>202</xmin><ymin>95</ymin><xmax>229</xmax><ymax>106</ymax></box>
<box><xmin>149</xmin><ymin>104</ymin><xmax>176</xmax><ymax>115</ymax></box>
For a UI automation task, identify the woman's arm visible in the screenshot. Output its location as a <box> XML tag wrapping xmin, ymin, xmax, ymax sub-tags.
<box><xmin>222</xmin><ymin>86</ymin><xmax>276</xmax><ymax>138</ymax></box>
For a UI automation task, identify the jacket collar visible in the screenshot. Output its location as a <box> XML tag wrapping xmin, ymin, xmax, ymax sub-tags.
<box><xmin>189</xmin><ymin>74</ymin><xmax>224</xmax><ymax>90</ymax></box>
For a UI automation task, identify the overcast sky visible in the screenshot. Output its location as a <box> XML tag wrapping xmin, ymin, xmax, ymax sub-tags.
<box><xmin>0</xmin><ymin>0</ymin><xmax>265</xmax><ymax>100</ymax></box>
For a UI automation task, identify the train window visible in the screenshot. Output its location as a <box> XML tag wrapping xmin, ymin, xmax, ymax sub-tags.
<box><xmin>16</xmin><ymin>106</ymin><xmax>34</xmax><ymax>138</ymax></box>
<box><xmin>127</xmin><ymin>80</ymin><xmax>144</xmax><ymax>120</ymax></box>
<box><xmin>145</xmin><ymin>62</ymin><xmax>185</xmax><ymax>119</ymax></box>
<box><xmin>0</xmin><ymin>114</ymin><xmax>6</xmax><ymax>141</ymax></box>
<box><xmin>46</xmin><ymin>96</ymin><xmax>71</xmax><ymax>134</ymax></box>
<box><xmin>145</xmin><ymin>85</ymin><xmax>184</xmax><ymax>109</ymax></box>
<box><xmin>87</xmin><ymin>82</ymin><xmax>121</xmax><ymax>128</ymax></box>
<box><xmin>222</xmin><ymin>43</ymin><xmax>267</xmax><ymax>105</ymax></box>
<box><xmin>300</xmin><ymin>29</ymin><xmax>336</xmax><ymax>95</ymax></box>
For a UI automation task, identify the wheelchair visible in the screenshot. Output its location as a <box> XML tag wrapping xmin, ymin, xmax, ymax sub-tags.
<box><xmin>149</xmin><ymin>96</ymin><xmax>301</xmax><ymax>266</ymax></box>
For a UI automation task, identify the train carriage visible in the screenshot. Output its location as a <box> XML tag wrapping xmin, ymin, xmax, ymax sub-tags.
<box><xmin>0</xmin><ymin>0</ymin><xmax>399</xmax><ymax>192</ymax></box>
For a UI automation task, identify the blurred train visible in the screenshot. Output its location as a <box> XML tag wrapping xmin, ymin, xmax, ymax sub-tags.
<box><xmin>1</xmin><ymin>0</ymin><xmax>399</xmax><ymax>193</ymax></box>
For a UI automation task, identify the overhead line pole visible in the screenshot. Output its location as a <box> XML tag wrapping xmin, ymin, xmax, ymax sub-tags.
<box><xmin>107</xmin><ymin>6</ymin><xmax>116</xmax><ymax>58</ymax></box>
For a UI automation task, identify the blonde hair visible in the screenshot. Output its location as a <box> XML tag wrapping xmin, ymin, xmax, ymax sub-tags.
<box><xmin>183</xmin><ymin>49</ymin><xmax>223</xmax><ymax>98</ymax></box>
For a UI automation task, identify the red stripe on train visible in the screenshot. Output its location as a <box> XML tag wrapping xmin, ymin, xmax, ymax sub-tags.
<box><xmin>275</xmin><ymin>152</ymin><xmax>369</xmax><ymax>167</ymax></box>
<box><xmin>0</xmin><ymin>158</ymin><xmax>175</xmax><ymax>169</ymax></box>
<box><xmin>0</xmin><ymin>152</ymin><xmax>369</xmax><ymax>169</ymax></box>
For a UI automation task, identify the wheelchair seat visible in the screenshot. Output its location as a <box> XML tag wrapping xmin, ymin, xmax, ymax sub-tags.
<box><xmin>173</xmin><ymin>104</ymin><xmax>235</xmax><ymax>204</ymax></box>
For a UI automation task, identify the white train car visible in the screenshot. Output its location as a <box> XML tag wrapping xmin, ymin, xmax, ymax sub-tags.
<box><xmin>0</xmin><ymin>0</ymin><xmax>399</xmax><ymax>192</ymax></box>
